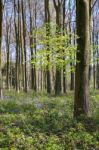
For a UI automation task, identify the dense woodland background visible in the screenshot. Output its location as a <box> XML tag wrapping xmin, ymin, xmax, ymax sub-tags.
<box><xmin>0</xmin><ymin>0</ymin><xmax>99</xmax><ymax>149</ymax></box>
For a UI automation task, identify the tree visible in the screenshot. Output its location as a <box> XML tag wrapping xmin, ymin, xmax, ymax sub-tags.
<box><xmin>74</xmin><ymin>0</ymin><xmax>89</xmax><ymax>117</ymax></box>
<box><xmin>68</xmin><ymin>0</ymin><xmax>75</xmax><ymax>91</ymax></box>
<box><xmin>44</xmin><ymin>0</ymin><xmax>51</xmax><ymax>94</ymax></box>
<box><xmin>62</xmin><ymin>0</ymin><xmax>67</xmax><ymax>93</ymax></box>
<box><xmin>96</xmin><ymin>33</ymin><xmax>99</xmax><ymax>89</ymax></box>
<box><xmin>6</xmin><ymin>12</ymin><xmax>11</xmax><ymax>90</ymax></box>
<box><xmin>0</xmin><ymin>0</ymin><xmax>3</xmax><ymax>99</ymax></box>
<box><xmin>53</xmin><ymin>0</ymin><xmax>62</xmax><ymax>95</ymax></box>
<box><xmin>28</xmin><ymin>0</ymin><xmax>35</xmax><ymax>90</ymax></box>
<box><xmin>21</xmin><ymin>0</ymin><xmax>27</xmax><ymax>92</ymax></box>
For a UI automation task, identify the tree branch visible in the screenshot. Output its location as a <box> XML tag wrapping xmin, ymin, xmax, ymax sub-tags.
<box><xmin>91</xmin><ymin>0</ymin><xmax>98</xmax><ymax>10</ymax></box>
<box><xmin>53</xmin><ymin>0</ymin><xmax>57</xmax><ymax>10</ymax></box>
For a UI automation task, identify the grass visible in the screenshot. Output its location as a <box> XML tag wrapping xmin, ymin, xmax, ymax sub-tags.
<box><xmin>0</xmin><ymin>90</ymin><xmax>99</xmax><ymax>150</ymax></box>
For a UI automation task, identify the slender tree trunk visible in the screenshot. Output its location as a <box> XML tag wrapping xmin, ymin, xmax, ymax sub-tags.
<box><xmin>92</xmin><ymin>19</ymin><xmax>96</xmax><ymax>89</ymax></box>
<box><xmin>20</xmin><ymin>18</ymin><xmax>25</xmax><ymax>90</ymax></box>
<box><xmin>18</xmin><ymin>0</ymin><xmax>22</xmax><ymax>90</ymax></box>
<box><xmin>34</xmin><ymin>2</ymin><xmax>37</xmax><ymax>91</ymax></box>
<box><xmin>21</xmin><ymin>0</ymin><xmax>27</xmax><ymax>92</ymax></box>
<box><xmin>68</xmin><ymin>0</ymin><xmax>75</xmax><ymax>91</ymax></box>
<box><xmin>6</xmin><ymin>21</ymin><xmax>10</xmax><ymax>90</ymax></box>
<box><xmin>62</xmin><ymin>0</ymin><xmax>67</xmax><ymax>93</ymax></box>
<box><xmin>0</xmin><ymin>0</ymin><xmax>3</xmax><ymax>99</ymax></box>
<box><xmin>28</xmin><ymin>0</ymin><xmax>35</xmax><ymax>90</ymax></box>
<box><xmin>45</xmin><ymin>0</ymin><xmax>51</xmax><ymax>94</ymax></box>
<box><xmin>53</xmin><ymin>0</ymin><xmax>62</xmax><ymax>95</ymax></box>
<box><xmin>88</xmin><ymin>0</ymin><xmax>92</xmax><ymax>85</ymax></box>
<box><xmin>96</xmin><ymin>33</ymin><xmax>99</xmax><ymax>89</ymax></box>
<box><xmin>14</xmin><ymin>0</ymin><xmax>20</xmax><ymax>93</ymax></box>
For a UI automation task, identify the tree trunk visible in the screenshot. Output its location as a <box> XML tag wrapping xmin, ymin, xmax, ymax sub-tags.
<box><xmin>74</xmin><ymin>0</ymin><xmax>89</xmax><ymax>117</ymax></box>
<box><xmin>45</xmin><ymin>0</ymin><xmax>51</xmax><ymax>94</ymax></box>
<box><xmin>92</xmin><ymin>19</ymin><xmax>96</xmax><ymax>89</ymax></box>
<box><xmin>53</xmin><ymin>0</ymin><xmax>62</xmax><ymax>95</ymax></box>
<box><xmin>0</xmin><ymin>0</ymin><xmax>3</xmax><ymax>99</ymax></box>
<box><xmin>96</xmin><ymin>33</ymin><xmax>99</xmax><ymax>89</ymax></box>
<box><xmin>28</xmin><ymin>0</ymin><xmax>35</xmax><ymax>90</ymax></box>
<box><xmin>33</xmin><ymin>2</ymin><xmax>37</xmax><ymax>92</ymax></box>
<box><xmin>62</xmin><ymin>0</ymin><xmax>67</xmax><ymax>93</ymax></box>
<box><xmin>14</xmin><ymin>0</ymin><xmax>20</xmax><ymax>93</ymax></box>
<box><xmin>6</xmin><ymin>18</ymin><xmax>10</xmax><ymax>90</ymax></box>
<box><xmin>21</xmin><ymin>0</ymin><xmax>27</xmax><ymax>92</ymax></box>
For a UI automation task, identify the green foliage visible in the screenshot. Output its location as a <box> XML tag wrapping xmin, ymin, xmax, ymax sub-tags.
<box><xmin>0</xmin><ymin>90</ymin><xmax>98</xmax><ymax>149</ymax></box>
<box><xmin>31</xmin><ymin>24</ymin><xmax>77</xmax><ymax>70</ymax></box>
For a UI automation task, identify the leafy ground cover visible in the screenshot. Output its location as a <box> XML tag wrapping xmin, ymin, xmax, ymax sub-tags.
<box><xmin>0</xmin><ymin>90</ymin><xmax>99</xmax><ymax>150</ymax></box>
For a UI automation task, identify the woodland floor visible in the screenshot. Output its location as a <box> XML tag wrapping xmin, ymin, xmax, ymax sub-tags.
<box><xmin>0</xmin><ymin>90</ymin><xmax>99</xmax><ymax>150</ymax></box>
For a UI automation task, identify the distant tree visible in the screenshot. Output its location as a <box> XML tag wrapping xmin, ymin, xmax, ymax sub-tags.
<box><xmin>5</xmin><ymin>7</ymin><xmax>12</xmax><ymax>90</ymax></box>
<box><xmin>0</xmin><ymin>0</ymin><xmax>3</xmax><ymax>99</ymax></box>
<box><xmin>53</xmin><ymin>0</ymin><xmax>62</xmax><ymax>95</ymax></box>
<box><xmin>96</xmin><ymin>33</ymin><xmax>99</xmax><ymax>89</ymax></box>
<box><xmin>14</xmin><ymin>0</ymin><xmax>20</xmax><ymax>93</ymax></box>
<box><xmin>62</xmin><ymin>0</ymin><xmax>67</xmax><ymax>93</ymax></box>
<box><xmin>21</xmin><ymin>0</ymin><xmax>27</xmax><ymax>92</ymax></box>
<box><xmin>44</xmin><ymin>0</ymin><xmax>51</xmax><ymax>94</ymax></box>
<box><xmin>2</xmin><ymin>62</ymin><xmax>16</xmax><ymax>88</ymax></box>
<box><xmin>28</xmin><ymin>0</ymin><xmax>35</xmax><ymax>90</ymax></box>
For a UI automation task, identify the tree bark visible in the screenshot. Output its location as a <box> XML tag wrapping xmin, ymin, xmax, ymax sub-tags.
<box><xmin>74</xmin><ymin>0</ymin><xmax>89</xmax><ymax>117</ymax></box>
<box><xmin>53</xmin><ymin>0</ymin><xmax>62</xmax><ymax>95</ymax></box>
<box><xmin>28</xmin><ymin>0</ymin><xmax>35</xmax><ymax>90</ymax></box>
<box><xmin>96</xmin><ymin>33</ymin><xmax>99</xmax><ymax>89</ymax></box>
<box><xmin>45</xmin><ymin>0</ymin><xmax>51</xmax><ymax>94</ymax></box>
<box><xmin>21</xmin><ymin>0</ymin><xmax>27</xmax><ymax>92</ymax></box>
<box><xmin>62</xmin><ymin>0</ymin><xmax>67</xmax><ymax>93</ymax></box>
<box><xmin>0</xmin><ymin>0</ymin><xmax>3</xmax><ymax>99</ymax></box>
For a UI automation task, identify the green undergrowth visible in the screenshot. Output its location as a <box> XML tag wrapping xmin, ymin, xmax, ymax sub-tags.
<box><xmin>0</xmin><ymin>90</ymin><xmax>99</xmax><ymax>150</ymax></box>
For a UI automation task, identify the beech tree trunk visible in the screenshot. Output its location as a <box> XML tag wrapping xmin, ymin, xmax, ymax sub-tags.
<box><xmin>28</xmin><ymin>0</ymin><xmax>35</xmax><ymax>90</ymax></box>
<box><xmin>6</xmin><ymin>16</ymin><xmax>10</xmax><ymax>90</ymax></box>
<box><xmin>45</xmin><ymin>0</ymin><xmax>51</xmax><ymax>94</ymax></box>
<box><xmin>53</xmin><ymin>0</ymin><xmax>62</xmax><ymax>95</ymax></box>
<box><xmin>62</xmin><ymin>0</ymin><xmax>67</xmax><ymax>93</ymax></box>
<box><xmin>96</xmin><ymin>33</ymin><xmax>99</xmax><ymax>89</ymax></box>
<box><xmin>74</xmin><ymin>0</ymin><xmax>89</xmax><ymax>117</ymax></box>
<box><xmin>21</xmin><ymin>0</ymin><xmax>27</xmax><ymax>92</ymax></box>
<box><xmin>33</xmin><ymin>2</ymin><xmax>37</xmax><ymax>91</ymax></box>
<box><xmin>14</xmin><ymin>0</ymin><xmax>20</xmax><ymax>93</ymax></box>
<box><xmin>0</xmin><ymin>0</ymin><xmax>3</xmax><ymax>99</ymax></box>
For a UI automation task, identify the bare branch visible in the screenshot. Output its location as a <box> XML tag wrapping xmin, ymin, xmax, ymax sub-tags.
<box><xmin>91</xmin><ymin>0</ymin><xmax>98</xmax><ymax>10</ymax></box>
